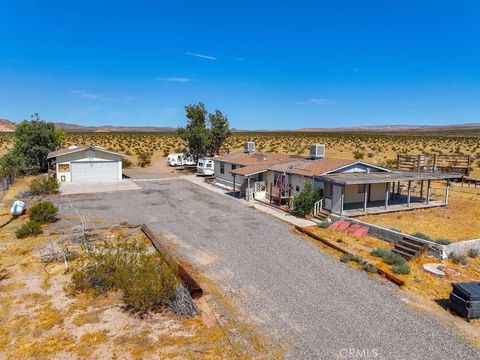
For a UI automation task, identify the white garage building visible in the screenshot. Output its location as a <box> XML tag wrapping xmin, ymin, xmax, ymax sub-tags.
<box><xmin>47</xmin><ymin>144</ymin><xmax>124</xmax><ymax>182</ymax></box>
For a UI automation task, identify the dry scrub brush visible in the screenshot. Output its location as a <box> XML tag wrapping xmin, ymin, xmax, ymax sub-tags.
<box><xmin>70</xmin><ymin>237</ymin><xmax>179</xmax><ymax>315</ymax></box>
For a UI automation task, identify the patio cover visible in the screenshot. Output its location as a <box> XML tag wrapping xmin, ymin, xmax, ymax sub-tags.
<box><xmin>316</xmin><ymin>169</ymin><xmax>463</xmax><ymax>185</ymax></box>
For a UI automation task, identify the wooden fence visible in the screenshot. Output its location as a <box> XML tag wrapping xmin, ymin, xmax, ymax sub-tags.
<box><xmin>396</xmin><ymin>154</ymin><xmax>470</xmax><ymax>176</ymax></box>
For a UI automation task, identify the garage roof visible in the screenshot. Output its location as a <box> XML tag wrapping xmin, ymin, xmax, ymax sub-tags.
<box><xmin>47</xmin><ymin>144</ymin><xmax>125</xmax><ymax>159</ymax></box>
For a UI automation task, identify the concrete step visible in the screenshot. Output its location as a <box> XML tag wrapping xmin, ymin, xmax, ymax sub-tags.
<box><xmin>392</xmin><ymin>248</ymin><xmax>415</xmax><ymax>260</ymax></box>
<box><xmin>394</xmin><ymin>243</ymin><xmax>417</xmax><ymax>256</ymax></box>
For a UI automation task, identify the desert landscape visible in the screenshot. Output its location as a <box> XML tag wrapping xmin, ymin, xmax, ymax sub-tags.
<box><xmin>1</xmin><ymin>128</ymin><xmax>480</xmax><ymax>176</ymax></box>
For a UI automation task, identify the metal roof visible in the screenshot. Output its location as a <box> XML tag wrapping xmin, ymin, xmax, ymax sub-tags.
<box><xmin>47</xmin><ymin>144</ymin><xmax>125</xmax><ymax>159</ymax></box>
<box><xmin>316</xmin><ymin>169</ymin><xmax>463</xmax><ymax>185</ymax></box>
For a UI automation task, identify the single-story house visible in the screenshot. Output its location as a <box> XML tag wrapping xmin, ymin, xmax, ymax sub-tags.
<box><xmin>47</xmin><ymin>144</ymin><xmax>125</xmax><ymax>182</ymax></box>
<box><xmin>213</xmin><ymin>142</ymin><xmax>463</xmax><ymax>216</ymax></box>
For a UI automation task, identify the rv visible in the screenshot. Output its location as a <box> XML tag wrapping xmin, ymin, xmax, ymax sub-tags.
<box><xmin>196</xmin><ymin>157</ymin><xmax>215</xmax><ymax>176</ymax></box>
<box><xmin>167</xmin><ymin>153</ymin><xmax>195</xmax><ymax>167</ymax></box>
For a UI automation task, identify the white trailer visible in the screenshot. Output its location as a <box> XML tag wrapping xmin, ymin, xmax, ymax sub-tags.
<box><xmin>167</xmin><ymin>153</ymin><xmax>196</xmax><ymax>167</ymax></box>
<box><xmin>196</xmin><ymin>157</ymin><xmax>215</xmax><ymax>176</ymax></box>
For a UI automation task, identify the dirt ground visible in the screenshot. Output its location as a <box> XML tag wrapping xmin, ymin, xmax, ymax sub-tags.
<box><xmin>0</xmin><ymin>178</ymin><xmax>282</xmax><ymax>359</ymax></box>
<box><xmin>357</xmin><ymin>183</ymin><xmax>480</xmax><ymax>242</ymax></box>
<box><xmin>301</xmin><ymin>226</ymin><xmax>480</xmax><ymax>349</ymax></box>
<box><xmin>123</xmin><ymin>158</ymin><xmax>194</xmax><ymax>180</ymax></box>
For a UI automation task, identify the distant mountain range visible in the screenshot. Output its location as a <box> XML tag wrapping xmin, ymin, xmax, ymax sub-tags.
<box><xmin>1</xmin><ymin>118</ymin><xmax>480</xmax><ymax>133</ymax></box>
<box><xmin>0</xmin><ymin>119</ymin><xmax>175</xmax><ymax>132</ymax></box>
<box><xmin>295</xmin><ymin>123</ymin><xmax>480</xmax><ymax>132</ymax></box>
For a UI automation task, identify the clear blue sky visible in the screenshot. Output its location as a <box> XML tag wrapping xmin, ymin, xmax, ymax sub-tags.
<box><xmin>1</xmin><ymin>1</ymin><xmax>479</xmax><ymax>129</ymax></box>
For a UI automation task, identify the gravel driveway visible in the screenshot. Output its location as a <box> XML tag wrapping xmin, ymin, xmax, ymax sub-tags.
<box><xmin>52</xmin><ymin>179</ymin><xmax>480</xmax><ymax>359</ymax></box>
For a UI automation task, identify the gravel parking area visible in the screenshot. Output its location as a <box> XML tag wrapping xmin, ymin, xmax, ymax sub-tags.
<box><xmin>51</xmin><ymin>179</ymin><xmax>480</xmax><ymax>359</ymax></box>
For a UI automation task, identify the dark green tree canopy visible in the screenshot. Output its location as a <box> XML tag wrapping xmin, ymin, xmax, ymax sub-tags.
<box><xmin>177</xmin><ymin>102</ymin><xmax>230</xmax><ymax>160</ymax></box>
<box><xmin>1</xmin><ymin>116</ymin><xmax>64</xmax><ymax>174</ymax></box>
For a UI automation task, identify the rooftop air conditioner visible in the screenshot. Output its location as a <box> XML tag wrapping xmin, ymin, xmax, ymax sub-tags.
<box><xmin>244</xmin><ymin>141</ymin><xmax>255</xmax><ymax>154</ymax></box>
<box><xmin>309</xmin><ymin>144</ymin><xmax>325</xmax><ymax>159</ymax></box>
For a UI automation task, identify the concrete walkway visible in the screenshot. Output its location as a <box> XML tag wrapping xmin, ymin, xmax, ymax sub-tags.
<box><xmin>182</xmin><ymin>174</ymin><xmax>316</xmax><ymax>227</ymax></box>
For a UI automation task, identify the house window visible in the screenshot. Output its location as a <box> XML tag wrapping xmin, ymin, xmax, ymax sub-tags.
<box><xmin>296</xmin><ymin>185</ymin><xmax>300</xmax><ymax>192</ymax></box>
<box><xmin>220</xmin><ymin>162</ymin><xmax>225</xmax><ymax>174</ymax></box>
<box><xmin>258</xmin><ymin>172</ymin><xmax>264</xmax><ymax>181</ymax></box>
<box><xmin>58</xmin><ymin>164</ymin><xmax>70</xmax><ymax>172</ymax></box>
<box><xmin>231</xmin><ymin>164</ymin><xmax>237</xmax><ymax>170</ymax></box>
<box><xmin>357</xmin><ymin>184</ymin><xmax>366</xmax><ymax>194</ymax></box>
<box><xmin>324</xmin><ymin>183</ymin><xmax>332</xmax><ymax>197</ymax></box>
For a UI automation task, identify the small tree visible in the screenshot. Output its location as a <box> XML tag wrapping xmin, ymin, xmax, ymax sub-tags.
<box><xmin>177</xmin><ymin>103</ymin><xmax>210</xmax><ymax>162</ymax></box>
<box><xmin>1</xmin><ymin>114</ymin><xmax>65</xmax><ymax>174</ymax></box>
<box><xmin>177</xmin><ymin>102</ymin><xmax>231</xmax><ymax>161</ymax></box>
<box><xmin>291</xmin><ymin>182</ymin><xmax>323</xmax><ymax>216</ymax></box>
<box><xmin>208</xmin><ymin>110</ymin><xmax>230</xmax><ymax>156</ymax></box>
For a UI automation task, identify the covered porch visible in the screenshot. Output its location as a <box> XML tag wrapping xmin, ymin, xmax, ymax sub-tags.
<box><xmin>315</xmin><ymin>170</ymin><xmax>463</xmax><ymax>217</ymax></box>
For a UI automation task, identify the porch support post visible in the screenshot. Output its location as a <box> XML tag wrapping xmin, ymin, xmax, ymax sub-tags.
<box><xmin>420</xmin><ymin>180</ymin><xmax>424</xmax><ymax>200</ymax></box>
<box><xmin>233</xmin><ymin>174</ymin><xmax>236</xmax><ymax>198</ymax></box>
<box><xmin>445</xmin><ymin>179</ymin><xmax>450</xmax><ymax>205</ymax></box>
<box><xmin>385</xmin><ymin>182</ymin><xmax>390</xmax><ymax>210</ymax></box>
<box><xmin>340</xmin><ymin>185</ymin><xmax>345</xmax><ymax>216</ymax></box>
<box><xmin>363</xmin><ymin>184</ymin><xmax>368</xmax><ymax>213</ymax></box>
<box><xmin>407</xmin><ymin>181</ymin><xmax>412</xmax><ymax>207</ymax></box>
<box><xmin>269</xmin><ymin>181</ymin><xmax>272</xmax><ymax>204</ymax></box>
<box><xmin>247</xmin><ymin>176</ymin><xmax>251</xmax><ymax>201</ymax></box>
<box><xmin>397</xmin><ymin>181</ymin><xmax>401</xmax><ymax>196</ymax></box>
<box><xmin>426</xmin><ymin>179</ymin><xmax>431</xmax><ymax>204</ymax></box>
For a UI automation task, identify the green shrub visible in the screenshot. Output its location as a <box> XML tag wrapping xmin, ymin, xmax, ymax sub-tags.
<box><xmin>71</xmin><ymin>238</ymin><xmax>178</xmax><ymax>314</ymax></box>
<box><xmin>137</xmin><ymin>152</ymin><xmax>151</xmax><ymax>167</ymax></box>
<box><xmin>434</xmin><ymin>239</ymin><xmax>452</xmax><ymax>245</ymax></box>
<box><xmin>412</xmin><ymin>232</ymin><xmax>431</xmax><ymax>241</ymax></box>
<box><xmin>468</xmin><ymin>249</ymin><xmax>479</xmax><ymax>258</ymax></box>
<box><xmin>363</xmin><ymin>263</ymin><xmax>377</xmax><ymax>273</ymax></box>
<box><xmin>340</xmin><ymin>253</ymin><xmax>362</xmax><ymax>263</ymax></box>
<box><xmin>383</xmin><ymin>252</ymin><xmax>407</xmax><ymax>266</ymax></box>
<box><xmin>353</xmin><ymin>150</ymin><xmax>364</xmax><ymax>159</ymax></box>
<box><xmin>15</xmin><ymin>221</ymin><xmax>42</xmax><ymax>239</ymax></box>
<box><xmin>122</xmin><ymin>157</ymin><xmax>133</xmax><ymax>169</ymax></box>
<box><xmin>29</xmin><ymin>201</ymin><xmax>58</xmax><ymax>223</ymax></box>
<box><xmin>371</xmin><ymin>248</ymin><xmax>392</xmax><ymax>258</ymax></box>
<box><xmin>291</xmin><ymin>181</ymin><xmax>323</xmax><ymax>216</ymax></box>
<box><xmin>392</xmin><ymin>263</ymin><xmax>411</xmax><ymax>274</ymax></box>
<box><xmin>29</xmin><ymin>176</ymin><xmax>59</xmax><ymax>195</ymax></box>
<box><xmin>448</xmin><ymin>252</ymin><xmax>467</xmax><ymax>265</ymax></box>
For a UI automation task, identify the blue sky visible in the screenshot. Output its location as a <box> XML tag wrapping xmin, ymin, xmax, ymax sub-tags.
<box><xmin>1</xmin><ymin>1</ymin><xmax>479</xmax><ymax>129</ymax></box>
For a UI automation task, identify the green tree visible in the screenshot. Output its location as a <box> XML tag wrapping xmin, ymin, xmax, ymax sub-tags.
<box><xmin>0</xmin><ymin>115</ymin><xmax>64</xmax><ymax>174</ymax></box>
<box><xmin>177</xmin><ymin>103</ymin><xmax>210</xmax><ymax>161</ymax></box>
<box><xmin>291</xmin><ymin>181</ymin><xmax>323</xmax><ymax>216</ymax></box>
<box><xmin>208</xmin><ymin>110</ymin><xmax>230</xmax><ymax>156</ymax></box>
<box><xmin>177</xmin><ymin>103</ymin><xmax>231</xmax><ymax>160</ymax></box>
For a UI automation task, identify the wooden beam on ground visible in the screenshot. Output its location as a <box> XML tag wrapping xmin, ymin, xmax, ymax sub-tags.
<box><xmin>141</xmin><ymin>224</ymin><xmax>203</xmax><ymax>299</ymax></box>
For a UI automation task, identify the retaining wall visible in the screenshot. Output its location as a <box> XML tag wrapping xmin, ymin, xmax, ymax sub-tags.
<box><xmin>330</xmin><ymin>214</ymin><xmax>479</xmax><ymax>259</ymax></box>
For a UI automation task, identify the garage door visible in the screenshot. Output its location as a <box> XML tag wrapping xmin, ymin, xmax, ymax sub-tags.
<box><xmin>71</xmin><ymin>161</ymin><xmax>119</xmax><ymax>182</ymax></box>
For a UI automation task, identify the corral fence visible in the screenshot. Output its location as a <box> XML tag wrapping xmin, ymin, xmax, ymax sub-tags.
<box><xmin>397</xmin><ymin>153</ymin><xmax>470</xmax><ymax>176</ymax></box>
<box><xmin>0</xmin><ymin>173</ymin><xmax>16</xmax><ymax>199</ymax></box>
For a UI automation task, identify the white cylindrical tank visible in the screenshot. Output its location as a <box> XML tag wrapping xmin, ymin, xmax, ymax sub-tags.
<box><xmin>10</xmin><ymin>200</ymin><xmax>26</xmax><ymax>216</ymax></box>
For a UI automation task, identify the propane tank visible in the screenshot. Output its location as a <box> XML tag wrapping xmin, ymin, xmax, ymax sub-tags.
<box><xmin>10</xmin><ymin>200</ymin><xmax>26</xmax><ymax>216</ymax></box>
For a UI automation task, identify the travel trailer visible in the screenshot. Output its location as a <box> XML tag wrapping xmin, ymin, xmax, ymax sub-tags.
<box><xmin>196</xmin><ymin>157</ymin><xmax>215</xmax><ymax>176</ymax></box>
<box><xmin>167</xmin><ymin>153</ymin><xmax>196</xmax><ymax>167</ymax></box>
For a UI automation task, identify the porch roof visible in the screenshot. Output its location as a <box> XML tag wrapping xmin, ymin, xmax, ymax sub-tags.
<box><xmin>316</xmin><ymin>169</ymin><xmax>463</xmax><ymax>185</ymax></box>
<box><xmin>230</xmin><ymin>164</ymin><xmax>269</xmax><ymax>177</ymax></box>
